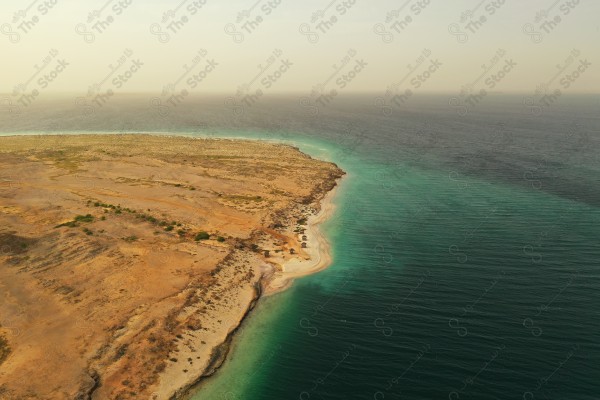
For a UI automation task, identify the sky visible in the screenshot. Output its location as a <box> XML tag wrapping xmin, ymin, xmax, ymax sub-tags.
<box><xmin>1</xmin><ymin>0</ymin><xmax>599</xmax><ymax>99</ymax></box>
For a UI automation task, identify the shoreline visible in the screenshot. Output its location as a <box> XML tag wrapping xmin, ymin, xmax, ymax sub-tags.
<box><xmin>173</xmin><ymin>176</ymin><xmax>344</xmax><ymax>400</ymax></box>
<box><xmin>165</xmin><ymin>281</ymin><xmax>263</xmax><ymax>400</ymax></box>
<box><xmin>264</xmin><ymin>181</ymin><xmax>341</xmax><ymax>295</ymax></box>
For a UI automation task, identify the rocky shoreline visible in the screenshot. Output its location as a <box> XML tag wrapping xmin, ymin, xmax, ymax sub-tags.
<box><xmin>170</xmin><ymin>175</ymin><xmax>344</xmax><ymax>400</ymax></box>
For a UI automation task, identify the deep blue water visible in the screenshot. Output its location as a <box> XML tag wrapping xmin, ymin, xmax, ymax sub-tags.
<box><xmin>2</xmin><ymin>94</ymin><xmax>599</xmax><ymax>400</ymax></box>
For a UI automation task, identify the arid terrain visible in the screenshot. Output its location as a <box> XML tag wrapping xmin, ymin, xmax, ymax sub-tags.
<box><xmin>0</xmin><ymin>134</ymin><xmax>343</xmax><ymax>400</ymax></box>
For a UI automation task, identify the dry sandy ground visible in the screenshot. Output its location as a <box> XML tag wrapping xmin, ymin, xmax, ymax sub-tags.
<box><xmin>0</xmin><ymin>134</ymin><xmax>343</xmax><ymax>400</ymax></box>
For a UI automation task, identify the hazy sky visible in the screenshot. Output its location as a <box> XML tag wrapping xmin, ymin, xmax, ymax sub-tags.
<box><xmin>1</xmin><ymin>0</ymin><xmax>599</xmax><ymax>98</ymax></box>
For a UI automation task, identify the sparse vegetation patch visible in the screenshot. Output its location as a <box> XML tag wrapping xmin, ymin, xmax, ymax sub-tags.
<box><xmin>0</xmin><ymin>335</ymin><xmax>10</xmax><ymax>366</ymax></box>
<box><xmin>195</xmin><ymin>232</ymin><xmax>210</xmax><ymax>241</ymax></box>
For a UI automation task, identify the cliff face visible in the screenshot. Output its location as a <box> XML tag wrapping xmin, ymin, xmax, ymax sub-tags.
<box><xmin>0</xmin><ymin>134</ymin><xmax>343</xmax><ymax>400</ymax></box>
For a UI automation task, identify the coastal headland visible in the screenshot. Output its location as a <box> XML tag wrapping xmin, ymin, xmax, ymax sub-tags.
<box><xmin>0</xmin><ymin>134</ymin><xmax>344</xmax><ymax>400</ymax></box>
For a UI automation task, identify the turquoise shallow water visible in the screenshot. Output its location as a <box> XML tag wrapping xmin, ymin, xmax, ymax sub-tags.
<box><xmin>190</xmin><ymin>136</ymin><xmax>600</xmax><ymax>400</ymax></box>
<box><xmin>2</xmin><ymin>94</ymin><xmax>599</xmax><ymax>399</ymax></box>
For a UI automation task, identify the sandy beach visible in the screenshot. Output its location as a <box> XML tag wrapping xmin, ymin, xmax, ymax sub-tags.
<box><xmin>264</xmin><ymin>183</ymin><xmax>340</xmax><ymax>295</ymax></box>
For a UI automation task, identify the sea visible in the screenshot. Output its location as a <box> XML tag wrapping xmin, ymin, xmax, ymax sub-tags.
<box><xmin>1</xmin><ymin>93</ymin><xmax>599</xmax><ymax>400</ymax></box>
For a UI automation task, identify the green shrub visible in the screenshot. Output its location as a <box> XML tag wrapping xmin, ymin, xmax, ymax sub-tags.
<box><xmin>0</xmin><ymin>335</ymin><xmax>10</xmax><ymax>366</ymax></box>
<box><xmin>55</xmin><ymin>220</ymin><xmax>78</xmax><ymax>228</ymax></box>
<box><xmin>195</xmin><ymin>232</ymin><xmax>210</xmax><ymax>241</ymax></box>
<box><xmin>56</xmin><ymin>214</ymin><xmax>94</xmax><ymax>228</ymax></box>
<box><xmin>216</xmin><ymin>236</ymin><xmax>225</xmax><ymax>243</ymax></box>
<box><xmin>75</xmin><ymin>214</ymin><xmax>94</xmax><ymax>223</ymax></box>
